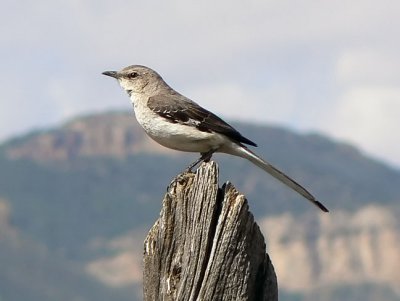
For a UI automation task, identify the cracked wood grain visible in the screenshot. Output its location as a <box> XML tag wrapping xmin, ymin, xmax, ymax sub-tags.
<box><xmin>143</xmin><ymin>161</ymin><xmax>277</xmax><ymax>301</ymax></box>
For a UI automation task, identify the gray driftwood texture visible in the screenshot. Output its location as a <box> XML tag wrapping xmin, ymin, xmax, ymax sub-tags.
<box><xmin>143</xmin><ymin>161</ymin><xmax>278</xmax><ymax>301</ymax></box>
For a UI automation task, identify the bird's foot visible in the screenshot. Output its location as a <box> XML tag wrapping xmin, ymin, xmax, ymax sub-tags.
<box><xmin>184</xmin><ymin>150</ymin><xmax>215</xmax><ymax>172</ymax></box>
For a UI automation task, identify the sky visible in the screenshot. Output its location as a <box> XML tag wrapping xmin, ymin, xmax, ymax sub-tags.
<box><xmin>1</xmin><ymin>0</ymin><xmax>400</xmax><ymax>167</ymax></box>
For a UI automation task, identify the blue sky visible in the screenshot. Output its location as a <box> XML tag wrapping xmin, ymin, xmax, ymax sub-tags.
<box><xmin>1</xmin><ymin>0</ymin><xmax>400</xmax><ymax>167</ymax></box>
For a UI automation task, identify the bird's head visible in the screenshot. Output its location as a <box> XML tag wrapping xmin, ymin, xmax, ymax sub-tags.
<box><xmin>102</xmin><ymin>65</ymin><xmax>167</xmax><ymax>97</ymax></box>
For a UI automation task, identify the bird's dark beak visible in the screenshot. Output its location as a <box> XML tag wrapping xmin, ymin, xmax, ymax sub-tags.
<box><xmin>102</xmin><ymin>71</ymin><xmax>119</xmax><ymax>79</ymax></box>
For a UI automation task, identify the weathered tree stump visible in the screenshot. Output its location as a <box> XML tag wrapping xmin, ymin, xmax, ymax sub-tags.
<box><xmin>143</xmin><ymin>161</ymin><xmax>278</xmax><ymax>301</ymax></box>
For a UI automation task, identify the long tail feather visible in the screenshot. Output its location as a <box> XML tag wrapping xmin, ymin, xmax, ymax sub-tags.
<box><xmin>232</xmin><ymin>145</ymin><xmax>329</xmax><ymax>212</ymax></box>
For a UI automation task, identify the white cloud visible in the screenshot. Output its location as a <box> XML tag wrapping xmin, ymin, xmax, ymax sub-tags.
<box><xmin>1</xmin><ymin>0</ymin><xmax>400</xmax><ymax>166</ymax></box>
<box><xmin>186</xmin><ymin>81</ymin><xmax>298</xmax><ymax>125</ymax></box>
<box><xmin>322</xmin><ymin>47</ymin><xmax>400</xmax><ymax>166</ymax></box>
<box><xmin>322</xmin><ymin>86</ymin><xmax>400</xmax><ymax>166</ymax></box>
<box><xmin>335</xmin><ymin>49</ymin><xmax>400</xmax><ymax>86</ymax></box>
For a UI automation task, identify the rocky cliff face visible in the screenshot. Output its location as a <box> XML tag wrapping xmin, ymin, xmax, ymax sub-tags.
<box><xmin>84</xmin><ymin>205</ymin><xmax>400</xmax><ymax>297</ymax></box>
<box><xmin>0</xmin><ymin>199</ymin><xmax>12</xmax><ymax>235</ymax></box>
<box><xmin>5</xmin><ymin>112</ymin><xmax>171</xmax><ymax>161</ymax></box>
<box><xmin>260</xmin><ymin>205</ymin><xmax>400</xmax><ymax>294</ymax></box>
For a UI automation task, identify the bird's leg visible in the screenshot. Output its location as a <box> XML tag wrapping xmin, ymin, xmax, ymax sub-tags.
<box><xmin>185</xmin><ymin>149</ymin><xmax>215</xmax><ymax>172</ymax></box>
<box><xmin>201</xmin><ymin>150</ymin><xmax>213</xmax><ymax>162</ymax></box>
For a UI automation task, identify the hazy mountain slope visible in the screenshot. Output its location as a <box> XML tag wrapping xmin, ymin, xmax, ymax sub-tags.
<box><xmin>0</xmin><ymin>200</ymin><xmax>138</xmax><ymax>301</ymax></box>
<box><xmin>260</xmin><ymin>206</ymin><xmax>400</xmax><ymax>293</ymax></box>
<box><xmin>1</xmin><ymin>112</ymin><xmax>400</xmax><ymax>254</ymax></box>
<box><xmin>82</xmin><ymin>203</ymin><xmax>400</xmax><ymax>300</ymax></box>
<box><xmin>4</xmin><ymin>111</ymin><xmax>400</xmax><ymax>211</ymax></box>
<box><xmin>0</xmin><ymin>111</ymin><xmax>399</xmax><ymax>301</ymax></box>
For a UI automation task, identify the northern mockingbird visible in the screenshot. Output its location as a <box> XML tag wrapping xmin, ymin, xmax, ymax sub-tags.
<box><xmin>102</xmin><ymin>65</ymin><xmax>328</xmax><ymax>212</ymax></box>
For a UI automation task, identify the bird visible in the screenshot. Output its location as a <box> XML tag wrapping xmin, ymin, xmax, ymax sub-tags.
<box><xmin>102</xmin><ymin>65</ymin><xmax>329</xmax><ymax>212</ymax></box>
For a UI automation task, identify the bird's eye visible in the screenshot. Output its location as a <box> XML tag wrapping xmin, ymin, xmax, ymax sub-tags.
<box><xmin>128</xmin><ymin>72</ymin><xmax>138</xmax><ymax>78</ymax></box>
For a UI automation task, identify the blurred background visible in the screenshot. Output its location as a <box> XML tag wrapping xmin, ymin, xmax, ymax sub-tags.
<box><xmin>1</xmin><ymin>1</ymin><xmax>399</xmax><ymax>300</ymax></box>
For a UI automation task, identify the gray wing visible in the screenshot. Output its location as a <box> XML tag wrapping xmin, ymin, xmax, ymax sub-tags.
<box><xmin>148</xmin><ymin>92</ymin><xmax>257</xmax><ymax>147</ymax></box>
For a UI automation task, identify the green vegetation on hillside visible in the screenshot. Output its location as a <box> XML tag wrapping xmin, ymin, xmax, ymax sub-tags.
<box><xmin>1</xmin><ymin>112</ymin><xmax>399</xmax><ymax>301</ymax></box>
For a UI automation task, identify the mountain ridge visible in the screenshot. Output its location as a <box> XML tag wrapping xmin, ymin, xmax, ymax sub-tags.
<box><xmin>1</xmin><ymin>110</ymin><xmax>371</xmax><ymax>163</ymax></box>
<box><xmin>0</xmin><ymin>110</ymin><xmax>399</xmax><ymax>301</ymax></box>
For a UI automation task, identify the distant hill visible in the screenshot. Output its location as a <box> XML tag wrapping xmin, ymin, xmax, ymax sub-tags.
<box><xmin>0</xmin><ymin>199</ymin><xmax>138</xmax><ymax>301</ymax></box>
<box><xmin>0</xmin><ymin>111</ymin><xmax>399</xmax><ymax>301</ymax></box>
<box><xmin>3</xmin><ymin>111</ymin><xmax>400</xmax><ymax>213</ymax></box>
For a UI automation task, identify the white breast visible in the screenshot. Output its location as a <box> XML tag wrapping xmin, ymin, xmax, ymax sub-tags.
<box><xmin>130</xmin><ymin>96</ymin><xmax>227</xmax><ymax>153</ymax></box>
